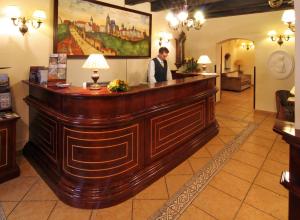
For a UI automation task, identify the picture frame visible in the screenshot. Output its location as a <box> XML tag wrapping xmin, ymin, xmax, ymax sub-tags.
<box><xmin>53</xmin><ymin>0</ymin><xmax>152</xmax><ymax>59</ymax></box>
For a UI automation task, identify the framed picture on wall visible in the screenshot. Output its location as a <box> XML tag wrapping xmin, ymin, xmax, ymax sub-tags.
<box><xmin>53</xmin><ymin>0</ymin><xmax>152</xmax><ymax>59</ymax></box>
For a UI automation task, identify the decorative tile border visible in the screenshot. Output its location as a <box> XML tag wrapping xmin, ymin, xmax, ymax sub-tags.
<box><xmin>150</xmin><ymin>118</ymin><xmax>258</xmax><ymax>220</ymax></box>
<box><xmin>0</xmin><ymin>204</ymin><xmax>5</xmax><ymax>220</ymax></box>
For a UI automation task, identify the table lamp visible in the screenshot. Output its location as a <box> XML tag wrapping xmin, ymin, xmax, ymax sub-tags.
<box><xmin>290</xmin><ymin>86</ymin><xmax>295</xmax><ymax>96</ymax></box>
<box><xmin>82</xmin><ymin>54</ymin><xmax>109</xmax><ymax>90</ymax></box>
<box><xmin>197</xmin><ymin>55</ymin><xmax>212</xmax><ymax>73</ymax></box>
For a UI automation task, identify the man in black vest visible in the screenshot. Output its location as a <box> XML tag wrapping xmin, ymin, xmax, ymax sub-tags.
<box><xmin>148</xmin><ymin>47</ymin><xmax>172</xmax><ymax>83</ymax></box>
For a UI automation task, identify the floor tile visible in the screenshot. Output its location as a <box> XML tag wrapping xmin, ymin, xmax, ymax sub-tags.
<box><xmin>218</xmin><ymin>127</ymin><xmax>236</xmax><ymax>136</ymax></box>
<box><xmin>262</xmin><ymin>159</ymin><xmax>288</xmax><ymax>176</ymax></box>
<box><xmin>0</xmin><ymin>202</ymin><xmax>18</xmax><ymax>217</ymax></box>
<box><xmin>191</xmin><ymin>147</ymin><xmax>211</xmax><ymax>158</ymax></box>
<box><xmin>17</xmin><ymin>157</ymin><xmax>38</xmax><ymax>177</ymax></box>
<box><xmin>49</xmin><ymin>201</ymin><xmax>91</xmax><ymax>220</ymax></box>
<box><xmin>251</xmin><ymin>130</ymin><xmax>277</xmax><ymax>141</ymax></box>
<box><xmin>245</xmin><ymin>185</ymin><xmax>288</xmax><ymax>219</ymax></box>
<box><xmin>206</xmin><ymin>144</ymin><xmax>224</xmax><ymax>156</ymax></box>
<box><xmin>267</xmin><ymin>149</ymin><xmax>289</xmax><ymax>165</ymax></box>
<box><xmin>179</xmin><ymin>205</ymin><xmax>215</xmax><ymax>220</ymax></box>
<box><xmin>188</xmin><ymin>158</ymin><xmax>211</xmax><ymax>173</ymax></box>
<box><xmin>0</xmin><ymin>177</ymin><xmax>37</xmax><ymax>201</ymax></box>
<box><xmin>230</xmin><ymin>127</ymin><xmax>244</xmax><ymax>134</ymax></box>
<box><xmin>135</xmin><ymin>177</ymin><xmax>169</xmax><ymax>199</ymax></box>
<box><xmin>193</xmin><ymin>186</ymin><xmax>241</xmax><ymax>220</ymax></box>
<box><xmin>207</xmin><ymin>137</ymin><xmax>224</xmax><ymax>146</ymax></box>
<box><xmin>246</xmin><ymin>136</ymin><xmax>274</xmax><ymax>148</ymax></box>
<box><xmin>235</xmin><ymin>203</ymin><xmax>277</xmax><ymax>220</ymax></box>
<box><xmin>132</xmin><ymin>199</ymin><xmax>166</xmax><ymax>220</ymax></box>
<box><xmin>8</xmin><ymin>201</ymin><xmax>56</xmax><ymax>220</ymax></box>
<box><xmin>91</xmin><ymin>199</ymin><xmax>132</xmax><ymax>220</ymax></box>
<box><xmin>254</xmin><ymin>171</ymin><xmax>288</xmax><ymax>197</ymax></box>
<box><xmin>240</xmin><ymin>142</ymin><xmax>269</xmax><ymax>157</ymax></box>
<box><xmin>222</xmin><ymin>159</ymin><xmax>259</xmax><ymax>182</ymax></box>
<box><xmin>23</xmin><ymin>179</ymin><xmax>57</xmax><ymax>201</ymax></box>
<box><xmin>165</xmin><ymin>175</ymin><xmax>192</xmax><ymax>196</ymax></box>
<box><xmin>219</xmin><ymin>135</ymin><xmax>236</xmax><ymax>144</ymax></box>
<box><xmin>232</xmin><ymin>150</ymin><xmax>265</xmax><ymax>168</ymax></box>
<box><xmin>167</xmin><ymin>161</ymin><xmax>194</xmax><ymax>176</ymax></box>
<box><xmin>209</xmin><ymin>170</ymin><xmax>251</xmax><ymax>200</ymax></box>
<box><xmin>272</xmin><ymin>142</ymin><xmax>289</xmax><ymax>154</ymax></box>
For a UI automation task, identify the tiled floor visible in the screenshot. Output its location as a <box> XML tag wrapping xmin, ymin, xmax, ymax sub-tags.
<box><xmin>0</xmin><ymin>88</ymin><xmax>289</xmax><ymax>220</ymax></box>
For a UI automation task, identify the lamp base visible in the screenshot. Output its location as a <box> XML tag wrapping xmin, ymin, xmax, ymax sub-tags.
<box><xmin>89</xmin><ymin>83</ymin><xmax>101</xmax><ymax>90</ymax></box>
<box><xmin>89</xmin><ymin>71</ymin><xmax>101</xmax><ymax>90</ymax></box>
<box><xmin>201</xmin><ymin>65</ymin><xmax>208</xmax><ymax>73</ymax></box>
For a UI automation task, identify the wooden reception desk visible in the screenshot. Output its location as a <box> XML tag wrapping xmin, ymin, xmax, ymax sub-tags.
<box><xmin>23</xmin><ymin>76</ymin><xmax>218</xmax><ymax>209</ymax></box>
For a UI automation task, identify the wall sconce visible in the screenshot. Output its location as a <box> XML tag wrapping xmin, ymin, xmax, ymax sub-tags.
<box><xmin>158</xmin><ymin>32</ymin><xmax>173</xmax><ymax>47</ymax></box>
<box><xmin>282</xmin><ymin>9</ymin><xmax>295</xmax><ymax>32</ymax></box>
<box><xmin>241</xmin><ymin>42</ymin><xmax>255</xmax><ymax>50</ymax></box>
<box><xmin>268</xmin><ymin>30</ymin><xmax>293</xmax><ymax>46</ymax></box>
<box><xmin>6</xmin><ymin>6</ymin><xmax>46</xmax><ymax>35</ymax></box>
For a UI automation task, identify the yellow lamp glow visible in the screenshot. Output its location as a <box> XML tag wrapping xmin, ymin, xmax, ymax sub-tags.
<box><xmin>82</xmin><ymin>54</ymin><xmax>109</xmax><ymax>90</ymax></box>
<box><xmin>282</xmin><ymin>9</ymin><xmax>295</xmax><ymax>24</ymax></box>
<box><xmin>32</xmin><ymin>10</ymin><xmax>47</xmax><ymax>21</ymax></box>
<box><xmin>268</xmin><ymin>30</ymin><xmax>277</xmax><ymax>37</ymax></box>
<box><xmin>5</xmin><ymin>5</ymin><xmax>21</xmax><ymax>19</ymax></box>
<box><xmin>177</xmin><ymin>10</ymin><xmax>188</xmax><ymax>22</ymax></box>
<box><xmin>197</xmin><ymin>55</ymin><xmax>212</xmax><ymax>73</ymax></box>
<box><xmin>194</xmin><ymin>11</ymin><xmax>205</xmax><ymax>23</ymax></box>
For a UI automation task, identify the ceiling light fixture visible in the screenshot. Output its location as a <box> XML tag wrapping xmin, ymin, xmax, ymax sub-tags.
<box><xmin>268</xmin><ymin>0</ymin><xmax>295</xmax><ymax>32</ymax></box>
<box><xmin>165</xmin><ymin>0</ymin><xmax>206</xmax><ymax>31</ymax></box>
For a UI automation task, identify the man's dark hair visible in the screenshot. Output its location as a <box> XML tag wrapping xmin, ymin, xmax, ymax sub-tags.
<box><xmin>159</xmin><ymin>47</ymin><xmax>169</xmax><ymax>54</ymax></box>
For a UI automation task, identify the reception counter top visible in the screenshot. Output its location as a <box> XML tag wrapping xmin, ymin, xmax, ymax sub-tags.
<box><xmin>23</xmin><ymin>76</ymin><xmax>219</xmax><ymax>209</ymax></box>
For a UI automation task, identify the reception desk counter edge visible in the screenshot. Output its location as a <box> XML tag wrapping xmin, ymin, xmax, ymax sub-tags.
<box><xmin>22</xmin><ymin>76</ymin><xmax>219</xmax><ymax>209</ymax></box>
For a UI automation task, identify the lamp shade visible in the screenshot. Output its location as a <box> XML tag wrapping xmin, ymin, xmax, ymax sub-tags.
<box><xmin>282</xmin><ymin>9</ymin><xmax>295</xmax><ymax>24</ymax></box>
<box><xmin>5</xmin><ymin>5</ymin><xmax>21</xmax><ymax>18</ymax></box>
<box><xmin>197</xmin><ymin>55</ymin><xmax>212</xmax><ymax>64</ymax></box>
<box><xmin>32</xmin><ymin>10</ymin><xmax>47</xmax><ymax>20</ymax></box>
<box><xmin>290</xmin><ymin>86</ymin><xmax>295</xmax><ymax>96</ymax></box>
<box><xmin>82</xmin><ymin>54</ymin><xmax>109</xmax><ymax>70</ymax></box>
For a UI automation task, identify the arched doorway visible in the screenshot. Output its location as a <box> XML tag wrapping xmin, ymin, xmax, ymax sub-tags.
<box><xmin>216</xmin><ymin>38</ymin><xmax>256</xmax><ymax>110</ymax></box>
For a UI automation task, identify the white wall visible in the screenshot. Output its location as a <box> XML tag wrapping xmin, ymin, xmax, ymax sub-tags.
<box><xmin>185</xmin><ymin>11</ymin><xmax>295</xmax><ymax>112</ymax></box>
<box><xmin>0</xmin><ymin>0</ymin><xmax>176</xmax><ymax>150</ymax></box>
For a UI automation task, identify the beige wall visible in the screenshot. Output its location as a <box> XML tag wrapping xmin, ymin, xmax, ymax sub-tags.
<box><xmin>185</xmin><ymin>11</ymin><xmax>295</xmax><ymax>111</ymax></box>
<box><xmin>0</xmin><ymin>0</ymin><xmax>176</xmax><ymax>150</ymax></box>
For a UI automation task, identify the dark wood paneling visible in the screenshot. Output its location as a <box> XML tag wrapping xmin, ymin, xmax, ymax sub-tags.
<box><xmin>150</xmin><ymin>0</ymin><xmax>292</xmax><ymax>15</ymax></box>
<box><xmin>23</xmin><ymin>77</ymin><xmax>218</xmax><ymax>209</ymax></box>
<box><xmin>146</xmin><ymin>101</ymin><xmax>206</xmax><ymax>163</ymax></box>
<box><xmin>0</xmin><ymin>117</ymin><xmax>20</xmax><ymax>183</ymax></box>
<box><xmin>273</xmin><ymin>120</ymin><xmax>300</xmax><ymax>220</ymax></box>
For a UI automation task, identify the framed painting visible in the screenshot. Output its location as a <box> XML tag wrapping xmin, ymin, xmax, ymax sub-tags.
<box><xmin>54</xmin><ymin>0</ymin><xmax>152</xmax><ymax>59</ymax></box>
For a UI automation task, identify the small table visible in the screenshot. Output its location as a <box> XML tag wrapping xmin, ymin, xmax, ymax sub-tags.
<box><xmin>0</xmin><ymin>112</ymin><xmax>20</xmax><ymax>183</ymax></box>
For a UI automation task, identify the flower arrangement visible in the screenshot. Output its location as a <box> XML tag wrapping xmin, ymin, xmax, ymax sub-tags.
<box><xmin>184</xmin><ymin>57</ymin><xmax>199</xmax><ymax>73</ymax></box>
<box><xmin>107</xmin><ymin>79</ymin><xmax>129</xmax><ymax>92</ymax></box>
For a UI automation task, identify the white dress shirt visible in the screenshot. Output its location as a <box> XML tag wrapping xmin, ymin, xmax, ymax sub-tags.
<box><xmin>148</xmin><ymin>57</ymin><xmax>172</xmax><ymax>84</ymax></box>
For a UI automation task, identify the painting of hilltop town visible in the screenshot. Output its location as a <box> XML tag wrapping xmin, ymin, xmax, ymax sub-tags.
<box><xmin>54</xmin><ymin>0</ymin><xmax>152</xmax><ymax>58</ymax></box>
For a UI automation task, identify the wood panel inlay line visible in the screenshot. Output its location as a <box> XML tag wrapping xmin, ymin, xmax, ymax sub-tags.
<box><xmin>62</xmin><ymin>124</ymin><xmax>140</xmax><ymax>179</ymax></box>
<box><xmin>150</xmin><ymin>101</ymin><xmax>206</xmax><ymax>158</ymax></box>
<box><xmin>0</xmin><ymin>129</ymin><xmax>8</xmax><ymax>168</ymax></box>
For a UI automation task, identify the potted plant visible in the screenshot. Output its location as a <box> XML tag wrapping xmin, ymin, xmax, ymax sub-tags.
<box><xmin>184</xmin><ymin>57</ymin><xmax>199</xmax><ymax>73</ymax></box>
